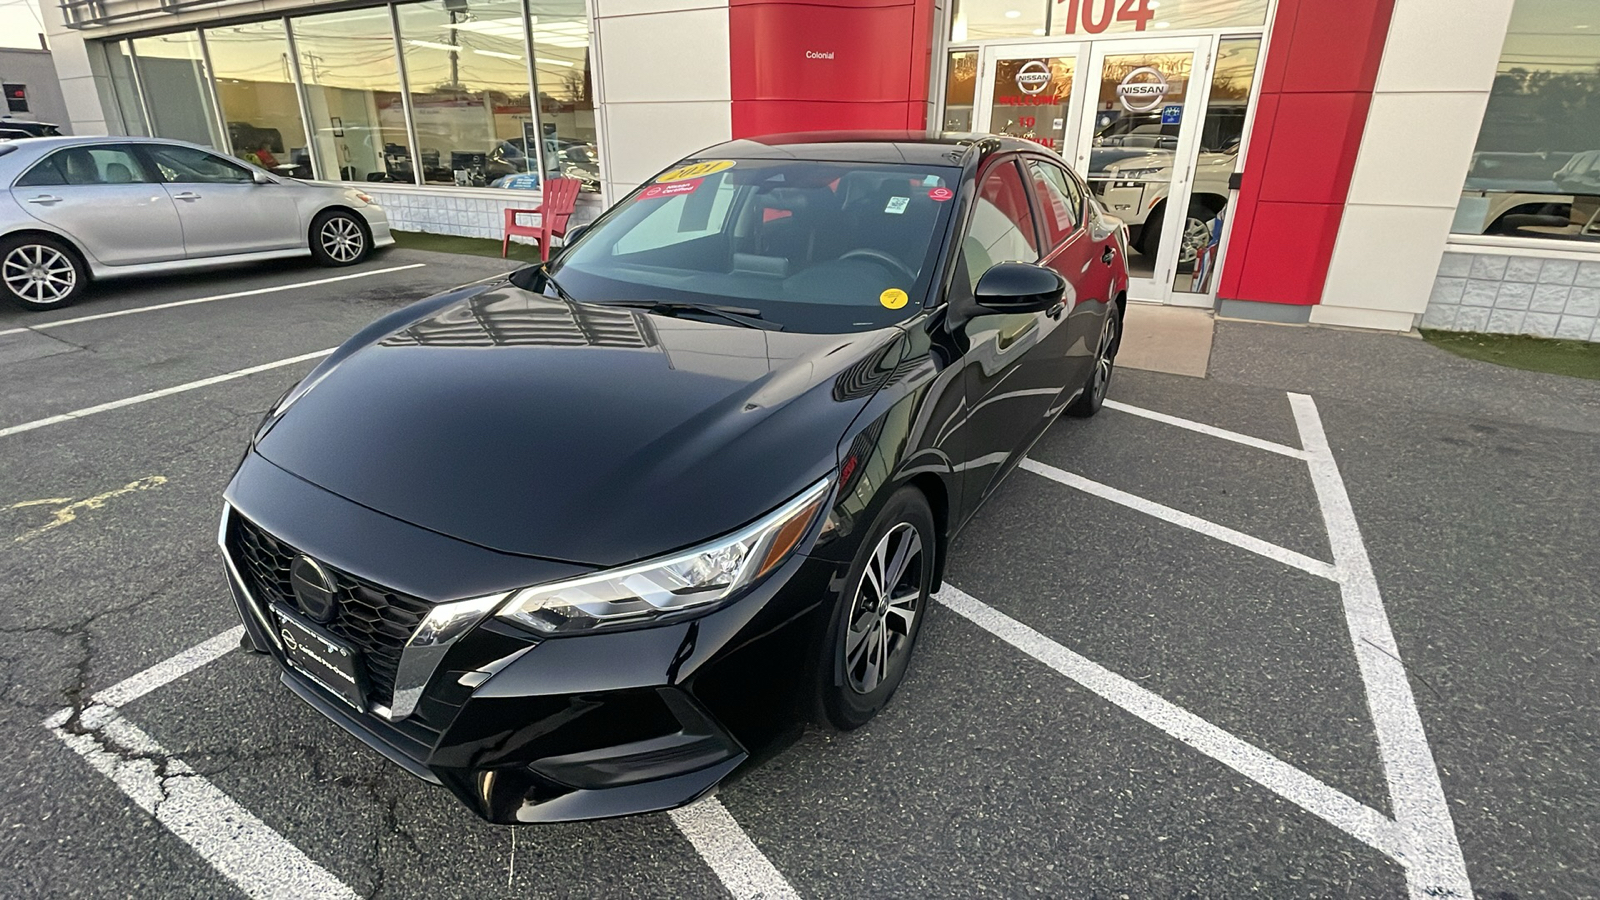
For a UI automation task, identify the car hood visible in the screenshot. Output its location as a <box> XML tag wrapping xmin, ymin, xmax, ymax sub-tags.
<box><xmin>255</xmin><ymin>284</ymin><xmax>905</xmax><ymax>567</ymax></box>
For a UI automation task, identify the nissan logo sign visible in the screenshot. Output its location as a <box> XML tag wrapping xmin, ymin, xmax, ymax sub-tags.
<box><xmin>1015</xmin><ymin>60</ymin><xmax>1052</xmax><ymax>96</ymax></box>
<box><xmin>290</xmin><ymin>554</ymin><xmax>340</xmax><ymax>624</ymax></box>
<box><xmin>1116</xmin><ymin>66</ymin><xmax>1170</xmax><ymax>112</ymax></box>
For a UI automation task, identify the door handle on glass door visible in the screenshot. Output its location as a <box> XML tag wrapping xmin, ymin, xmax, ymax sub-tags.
<box><xmin>25</xmin><ymin>195</ymin><xmax>61</xmax><ymax>204</ymax></box>
<box><xmin>173</xmin><ymin>192</ymin><xmax>201</xmax><ymax>201</ymax></box>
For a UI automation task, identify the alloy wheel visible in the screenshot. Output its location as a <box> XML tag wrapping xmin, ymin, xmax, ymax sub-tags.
<box><xmin>320</xmin><ymin>217</ymin><xmax>365</xmax><ymax>263</ymax></box>
<box><xmin>2</xmin><ymin>244</ymin><xmax>76</xmax><ymax>306</ymax></box>
<box><xmin>844</xmin><ymin>522</ymin><xmax>924</xmax><ymax>695</ymax></box>
<box><xmin>1092</xmin><ymin>313</ymin><xmax>1118</xmax><ymax>403</ymax></box>
<box><xmin>1178</xmin><ymin>216</ymin><xmax>1211</xmax><ymax>264</ymax></box>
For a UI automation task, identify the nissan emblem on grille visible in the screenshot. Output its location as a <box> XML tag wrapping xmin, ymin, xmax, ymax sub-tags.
<box><xmin>289</xmin><ymin>555</ymin><xmax>339</xmax><ymax>623</ymax></box>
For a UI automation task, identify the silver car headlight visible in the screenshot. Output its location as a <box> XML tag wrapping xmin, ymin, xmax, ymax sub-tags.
<box><xmin>496</xmin><ymin>478</ymin><xmax>833</xmax><ymax>635</ymax></box>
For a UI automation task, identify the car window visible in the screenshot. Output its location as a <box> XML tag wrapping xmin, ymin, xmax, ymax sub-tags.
<box><xmin>17</xmin><ymin>145</ymin><xmax>150</xmax><ymax>187</ymax></box>
<box><xmin>550</xmin><ymin>159</ymin><xmax>960</xmax><ymax>334</ymax></box>
<box><xmin>1027</xmin><ymin>160</ymin><xmax>1083</xmax><ymax>246</ymax></box>
<box><xmin>961</xmin><ymin>160</ymin><xmax>1040</xmax><ymax>286</ymax></box>
<box><xmin>144</xmin><ymin>144</ymin><xmax>255</xmax><ymax>184</ymax></box>
<box><xmin>612</xmin><ymin>179</ymin><xmax>739</xmax><ymax>255</ymax></box>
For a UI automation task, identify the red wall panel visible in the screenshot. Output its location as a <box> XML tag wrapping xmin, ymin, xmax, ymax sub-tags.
<box><xmin>1219</xmin><ymin>0</ymin><xmax>1398</xmax><ymax>307</ymax></box>
<box><xmin>728</xmin><ymin>0</ymin><xmax>936</xmax><ymax>139</ymax></box>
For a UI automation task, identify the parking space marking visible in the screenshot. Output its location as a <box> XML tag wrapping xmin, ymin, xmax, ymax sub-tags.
<box><xmin>0</xmin><ymin>264</ymin><xmax>427</xmax><ymax>338</ymax></box>
<box><xmin>934</xmin><ymin>585</ymin><xmax>1408</xmax><ymax>860</ymax></box>
<box><xmin>1290</xmin><ymin>393</ymin><xmax>1471</xmax><ymax>899</ymax></box>
<box><xmin>0</xmin><ymin>348</ymin><xmax>334</xmax><ymax>440</ymax></box>
<box><xmin>669</xmin><ymin>799</ymin><xmax>801</xmax><ymax>900</ymax></box>
<box><xmin>1019</xmin><ymin>457</ymin><xmax>1339</xmax><ymax>581</ymax></box>
<box><xmin>49</xmin><ymin>625</ymin><xmax>794</xmax><ymax>900</ymax></box>
<box><xmin>9</xmin><ymin>475</ymin><xmax>167</xmax><ymax>543</ymax></box>
<box><xmin>1103</xmin><ymin>399</ymin><xmax>1311</xmax><ymax>460</ymax></box>
<box><xmin>46</xmin><ymin>706</ymin><xmax>360</xmax><ymax>900</ymax></box>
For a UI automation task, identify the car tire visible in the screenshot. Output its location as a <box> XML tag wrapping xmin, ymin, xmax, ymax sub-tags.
<box><xmin>0</xmin><ymin>233</ymin><xmax>88</xmax><ymax>311</ymax></box>
<box><xmin>1066</xmin><ymin>306</ymin><xmax>1120</xmax><ymax>418</ymax></box>
<box><xmin>1140</xmin><ymin>200</ymin><xmax>1215</xmax><ymax>262</ymax></box>
<box><xmin>309</xmin><ymin>209</ymin><xmax>370</xmax><ymax>267</ymax></box>
<box><xmin>814</xmin><ymin>486</ymin><xmax>936</xmax><ymax>732</ymax></box>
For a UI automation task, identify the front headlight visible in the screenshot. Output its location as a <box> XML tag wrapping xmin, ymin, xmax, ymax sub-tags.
<box><xmin>496</xmin><ymin>477</ymin><xmax>833</xmax><ymax>634</ymax></box>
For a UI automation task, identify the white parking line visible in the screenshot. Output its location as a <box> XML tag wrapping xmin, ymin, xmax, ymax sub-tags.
<box><xmin>1103</xmin><ymin>399</ymin><xmax>1311</xmax><ymax>459</ymax></box>
<box><xmin>1289</xmin><ymin>393</ymin><xmax>1471</xmax><ymax>899</ymax></box>
<box><xmin>669</xmin><ymin>799</ymin><xmax>801</xmax><ymax>900</ymax></box>
<box><xmin>0</xmin><ymin>348</ymin><xmax>334</xmax><ymax>440</ymax></box>
<box><xmin>46</xmin><ymin>707</ymin><xmax>360</xmax><ymax>900</ymax></box>
<box><xmin>0</xmin><ymin>264</ymin><xmax>426</xmax><ymax>338</ymax></box>
<box><xmin>1019</xmin><ymin>457</ymin><xmax>1339</xmax><ymax>581</ymax></box>
<box><xmin>934</xmin><ymin>585</ymin><xmax>1407</xmax><ymax>861</ymax></box>
<box><xmin>48</xmin><ymin>625</ymin><xmax>796</xmax><ymax>900</ymax></box>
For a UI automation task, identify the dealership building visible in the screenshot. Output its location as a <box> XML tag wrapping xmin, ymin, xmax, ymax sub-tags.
<box><xmin>32</xmin><ymin>0</ymin><xmax>1600</xmax><ymax>341</ymax></box>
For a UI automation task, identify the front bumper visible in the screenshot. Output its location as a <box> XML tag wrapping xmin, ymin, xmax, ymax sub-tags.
<box><xmin>358</xmin><ymin>204</ymin><xmax>395</xmax><ymax>248</ymax></box>
<box><xmin>222</xmin><ymin>451</ymin><xmax>839</xmax><ymax>823</ymax></box>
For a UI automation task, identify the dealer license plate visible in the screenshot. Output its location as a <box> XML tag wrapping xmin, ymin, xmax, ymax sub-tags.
<box><xmin>272</xmin><ymin>606</ymin><xmax>366</xmax><ymax>711</ymax></box>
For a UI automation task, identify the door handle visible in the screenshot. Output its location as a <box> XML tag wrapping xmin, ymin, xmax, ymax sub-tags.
<box><xmin>1101</xmin><ymin>246</ymin><xmax>1115</xmax><ymax>265</ymax></box>
<box><xmin>172</xmin><ymin>191</ymin><xmax>201</xmax><ymax>201</ymax></box>
<box><xmin>26</xmin><ymin>195</ymin><xmax>62</xmax><ymax>204</ymax></box>
<box><xmin>1046</xmin><ymin>301</ymin><xmax>1065</xmax><ymax>320</ymax></box>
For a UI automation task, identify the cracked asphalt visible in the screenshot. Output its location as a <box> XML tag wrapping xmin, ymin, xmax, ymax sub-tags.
<box><xmin>0</xmin><ymin>251</ymin><xmax>1596</xmax><ymax>898</ymax></box>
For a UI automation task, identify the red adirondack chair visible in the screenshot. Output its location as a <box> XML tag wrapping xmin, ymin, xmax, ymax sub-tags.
<box><xmin>502</xmin><ymin>177</ymin><xmax>582</xmax><ymax>260</ymax></box>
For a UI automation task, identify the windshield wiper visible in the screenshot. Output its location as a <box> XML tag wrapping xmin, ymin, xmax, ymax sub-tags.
<box><xmin>596</xmin><ymin>300</ymin><xmax>781</xmax><ymax>331</ymax></box>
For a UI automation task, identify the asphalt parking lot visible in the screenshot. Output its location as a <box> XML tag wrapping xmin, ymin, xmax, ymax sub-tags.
<box><xmin>0</xmin><ymin>250</ymin><xmax>1595</xmax><ymax>899</ymax></box>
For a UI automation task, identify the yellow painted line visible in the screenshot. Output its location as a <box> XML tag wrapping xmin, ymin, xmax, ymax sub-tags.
<box><xmin>9</xmin><ymin>475</ymin><xmax>167</xmax><ymax>543</ymax></box>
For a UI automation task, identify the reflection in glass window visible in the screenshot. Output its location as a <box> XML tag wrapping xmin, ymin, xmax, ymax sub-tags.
<box><xmin>944</xmin><ymin>50</ymin><xmax>976</xmax><ymax>132</ymax></box>
<box><xmin>292</xmin><ymin>8</ymin><xmax>413</xmax><ymax>184</ymax></box>
<box><xmin>1175</xmin><ymin>36</ymin><xmax>1259</xmax><ymax>294</ymax></box>
<box><xmin>104</xmin><ymin>42</ymin><xmax>148</xmax><ymax>137</ymax></box>
<box><xmin>130</xmin><ymin>33</ymin><xmax>221</xmax><ymax>147</ymax></box>
<box><xmin>950</xmin><ymin>0</ymin><xmax>1048</xmax><ymax>41</ymax></box>
<box><xmin>531</xmin><ymin>1</ymin><xmax>601</xmax><ymax>192</ymax></box>
<box><xmin>397</xmin><ymin>0</ymin><xmax>537</xmax><ymax>189</ymax></box>
<box><xmin>1455</xmin><ymin>0</ymin><xmax>1600</xmax><ymax>242</ymax></box>
<box><xmin>206</xmin><ymin>21</ymin><xmax>313</xmax><ymax>179</ymax></box>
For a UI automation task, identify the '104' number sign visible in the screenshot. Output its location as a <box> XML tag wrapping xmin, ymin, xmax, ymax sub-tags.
<box><xmin>1059</xmin><ymin>0</ymin><xmax>1157</xmax><ymax>33</ymax></box>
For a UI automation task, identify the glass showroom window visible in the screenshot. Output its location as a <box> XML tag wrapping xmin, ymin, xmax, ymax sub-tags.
<box><xmin>943</xmin><ymin>50</ymin><xmax>976</xmax><ymax>132</ymax></box>
<box><xmin>397</xmin><ymin>0</ymin><xmax>537</xmax><ymax>188</ymax></box>
<box><xmin>291</xmin><ymin>7</ymin><xmax>414</xmax><ymax>184</ymax></box>
<box><xmin>205</xmin><ymin>21</ymin><xmax>314</xmax><ymax>179</ymax></box>
<box><xmin>530</xmin><ymin>0</ymin><xmax>601</xmax><ymax>192</ymax></box>
<box><xmin>130</xmin><ymin>32</ymin><xmax>222</xmax><ymax>147</ymax></box>
<box><xmin>103</xmin><ymin>41</ymin><xmax>148</xmax><ymax>137</ymax></box>
<box><xmin>1454</xmin><ymin>0</ymin><xmax>1600</xmax><ymax>242</ymax></box>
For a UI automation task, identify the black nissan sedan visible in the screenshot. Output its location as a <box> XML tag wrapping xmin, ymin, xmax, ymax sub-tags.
<box><xmin>220</xmin><ymin>132</ymin><xmax>1128</xmax><ymax>823</ymax></box>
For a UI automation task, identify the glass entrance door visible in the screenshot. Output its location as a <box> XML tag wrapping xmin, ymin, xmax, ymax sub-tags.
<box><xmin>1072</xmin><ymin>38</ymin><xmax>1213</xmax><ymax>305</ymax></box>
<box><xmin>974</xmin><ymin>43</ymin><xmax>1086</xmax><ymax>156</ymax></box>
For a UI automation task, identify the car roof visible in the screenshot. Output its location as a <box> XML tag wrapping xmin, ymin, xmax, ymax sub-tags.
<box><xmin>1</xmin><ymin>135</ymin><xmax>208</xmax><ymax>150</ymax></box>
<box><xmin>692</xmin><ymin>131</ymin><xmax>1048</xmax><ymax>171</ymax></box>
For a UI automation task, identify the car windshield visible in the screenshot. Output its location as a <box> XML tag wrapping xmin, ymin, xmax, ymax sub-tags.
<box><xmin>548</xmin><ymin>158</ymin><xmax>962</xmax><ymax>333</ymax></box>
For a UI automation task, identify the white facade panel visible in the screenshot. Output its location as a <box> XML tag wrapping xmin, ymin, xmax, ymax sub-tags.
<box><xmin>1373</xmin><ymin>0</ymin><xmax>1515</xmax><ymax>95</ymax></box>
<box><xmin>601</xmin><ymin>100</ymin><xmax>731</xmax><ymax>186</ymax></box>
<box><xmin>1344</xmin><ymin>92</ymin><xmax>1489</xmax><ymax>210</ymax></box>
<box><xmin>595</xmin><ymin>8</ymin><xmax>731</xmax><ymax>104</ymax></box>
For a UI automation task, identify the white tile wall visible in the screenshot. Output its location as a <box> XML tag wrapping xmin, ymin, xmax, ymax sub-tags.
<box><xmin>1423</xmin><ymin>249</ymin><xmax>1600</xmax><ymax>343</ymax></box>
<box><xmin>363</xmin><ymin>187</ymin><xmax>606</xmax><ymax>244</ymax></box>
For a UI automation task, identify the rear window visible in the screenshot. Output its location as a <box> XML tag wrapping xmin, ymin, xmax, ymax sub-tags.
<box><xmin>551</xmin><ymin>158</ymin><xmax>962</xmax><ymax>334</ymax></box>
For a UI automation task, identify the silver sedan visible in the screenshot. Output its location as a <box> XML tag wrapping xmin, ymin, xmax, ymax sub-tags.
<box><xmin>0</xmin><ymin>136</ymin><xmax>394</xmax><ymax>310</ymax></box>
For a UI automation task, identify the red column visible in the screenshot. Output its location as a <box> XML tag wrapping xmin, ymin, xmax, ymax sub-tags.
<box><xmin>728</xmin><ymin>0</ymin><xmax>938</xmax><ymax>138</ymax></box>
<box><xmin>1219</xmin><ymin>0</ymin><xmax>1397</xmax><ymax>308</ymax></box>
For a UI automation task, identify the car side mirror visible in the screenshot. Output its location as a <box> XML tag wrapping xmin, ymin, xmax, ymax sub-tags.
<box><xmin>252</xmin><ymin>170</ymin><xmax>273</xmax><ymax>185</ymax></box>
<box><xmin>973</xmin><ymin>262</ymin><xmax>1067</xmax><ymax>314</ymax></box>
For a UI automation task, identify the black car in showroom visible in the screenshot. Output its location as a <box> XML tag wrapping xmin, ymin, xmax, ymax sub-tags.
<box><xmin>221</xmin><ymin>132</ymin><xmax>1128</xmax><ymax>823</ymax></box>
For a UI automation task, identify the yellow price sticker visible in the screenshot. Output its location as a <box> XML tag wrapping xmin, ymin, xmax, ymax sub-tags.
<box><xmin>656</xmin><ymin>160</ymin><xmax>736</xmax><ymax>183</ymax></box>
<box><xmin>880</xmin><ymin>288</ymin><xmax>909</xmax><ymax>310</ymax></box>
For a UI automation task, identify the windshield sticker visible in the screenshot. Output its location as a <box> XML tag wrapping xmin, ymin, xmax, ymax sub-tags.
<box><xmin>656</xmin><ymin>160</ymin><xmax>735</xmax><ymax>183</ymax></box>
<box><xmin>928</xmin><ymin>187</ymin><xmax>953</xmax><ymax>202</ymax></box>
<box><xmin>638</xmin><ymin>178</ymin><xmax>702</xmax><ymax>200</ymax></box>
<box><xmin>879</xmin><ymin>288</ymin><xmax>909</xmax><ymax>310</ymax></box>
<box><xmin>884</xmin><ymin>196</ymin><xmax>910</xmax><ymax>215</ymax></box>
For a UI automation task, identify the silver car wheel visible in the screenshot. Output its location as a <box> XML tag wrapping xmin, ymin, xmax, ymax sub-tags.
<box><xmin>1179</xmin><ymin>215</ymin><xmax>1212</xmax><ymax>265</ymax></box>
<box><xmin>2</xmin><ymin>244</ymin><xmax>77</xmax><ymax>306</ymax></box>
<box><xmin>319</xmin><ymin>216</ymin><xmax>365</xmax><ymax>263</ymax></box>
<box><xmin>843</xmin><ymin>522</ymin><xmax>924</xmax><ymax>695</ymax></box>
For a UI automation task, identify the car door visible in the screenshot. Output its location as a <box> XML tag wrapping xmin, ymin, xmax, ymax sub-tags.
<box><xmin>13</xmin><ymin>143</ymin><xmax>185</xmax><ymax>266</ymax></box>
<box><xmin>137</xmin><ymin>143</ymin><xmax>304</xmax><ymax>258</ymax></box>
<box><xmin>955</xmin><ymin>156</ymin><xmax>1063</xmax><ymax>504</ymax></box>
<box><xmin>1027</xmin><ymin>157</ymin><xmax>1111</xmax><ymax>398</ymax></box>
